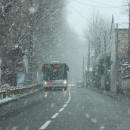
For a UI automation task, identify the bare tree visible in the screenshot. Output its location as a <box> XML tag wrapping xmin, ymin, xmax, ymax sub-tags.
<box><xmin>86</xmin><ymin>13</ymin><xmax>111</xmax><ymax>60</ymax></box>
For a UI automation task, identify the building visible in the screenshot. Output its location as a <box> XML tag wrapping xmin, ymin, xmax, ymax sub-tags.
<box><xmin>111</xmin><ymin>28</ymin><xmax>129</xmax><ymax>94</ymax></box>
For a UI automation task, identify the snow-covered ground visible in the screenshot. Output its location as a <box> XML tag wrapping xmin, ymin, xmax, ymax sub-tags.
<box><xmin>0</xmin><ymin>97</ymin><xmax>13</xmax><ymax>104</ymax></box>
<box><xmin>0</xmin><ymin>87</ymin><xmax>42</xmax><ymax>105</ymax></box>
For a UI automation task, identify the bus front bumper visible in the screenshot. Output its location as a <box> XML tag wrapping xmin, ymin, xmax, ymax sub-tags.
<box><xmin>43</xmin><ymin>84</ymin><xmax>67</xmax><ymax>90</ymax></box>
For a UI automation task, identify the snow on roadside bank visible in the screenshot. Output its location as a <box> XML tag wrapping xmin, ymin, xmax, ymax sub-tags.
<box><xmin>0</xmin><ymin>97</ymin><xmax>13</xmax><ymax>104</ymax></box>
<box><xmin>0</xmin><ymin>87</ymin><xmax>43</xmax><ymax>105</ymax></box>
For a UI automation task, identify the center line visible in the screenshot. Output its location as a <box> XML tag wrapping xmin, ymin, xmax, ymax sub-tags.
<box><xmin>51</xmin><ymin>113</ymin><xmax>59</xmax><ymax>119</ymax></box>
<box><xmin>63</xmin><ymin>104</ymin><xmax>67</xmax><ymax>108</ymax></box>
<box><xmin>59</xmin><ymin>107</ymin><xmax>64</xmax><ymax>112</ymax></box>
<box><xmin>39</xmin><ymin>120</ymin><xmax>51</xmax><ymax>130</ymax></box>
<box><xmin>39</xmin><ymin>89</ymin><xmax>71</xmax><ymax>130</ymax></box>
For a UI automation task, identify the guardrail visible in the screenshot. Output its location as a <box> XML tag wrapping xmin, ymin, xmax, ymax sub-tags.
<box><xmin>0</xmin><ymin>83</ymin><xmax>43</xmax><ymax>100</ymax></box>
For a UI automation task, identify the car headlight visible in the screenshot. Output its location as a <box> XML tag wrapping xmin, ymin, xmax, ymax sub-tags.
<box><xmin>64</xmin><ymin>80</ymin><xmax>67</xmax><ymax>84</ymax></box>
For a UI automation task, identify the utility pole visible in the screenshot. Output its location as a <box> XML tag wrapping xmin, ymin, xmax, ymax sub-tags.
<box><xmin>104</xmin><ymin>31</ymin><xmax>107</xmax><ymax>90</ymax></box>
<box><xmin>27</xmin><ymin>0</ymin><xmax>34</xmax><ymax>83</ymax></box>
<box><xmin>115</xmin><ymin>23</ymin><xmax>119</xmax><ymax>94</ymax></box>
<box><xmin>87</xmin><ymin>40</ymin><xmax>90</xmax><ymax>87</ymax></box>
<box><xmin>87</xmin><ymin>40</ymin><xmax>90</xmax><ymax>73</ymax></box>
<box><xmin>128</xmin><ymin>2</ymin><xmax>130</xmax><ymax>63</ymax></box>
<box><xmin>0</xmin><ymin>58</ymin><xmax>1</xmax><ymax>85</ymax></box>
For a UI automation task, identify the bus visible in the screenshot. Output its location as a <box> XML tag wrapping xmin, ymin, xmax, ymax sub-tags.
<box><xmin>42</xmin><ymin>62</ymin><xmax>69</xmax><ymax>90</ymax></box>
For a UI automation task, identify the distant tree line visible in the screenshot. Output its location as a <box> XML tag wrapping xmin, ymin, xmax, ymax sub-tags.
<box><xmin>85</xmin><ymin>13</ymin><xmax>112</xmax><ymax>90</ymax></box>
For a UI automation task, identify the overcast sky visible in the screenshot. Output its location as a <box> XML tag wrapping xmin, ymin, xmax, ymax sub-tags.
<box><xmin>66</xmin><ymin>0</ymin><xmax>128</xmax><ymax>39</ymax></box>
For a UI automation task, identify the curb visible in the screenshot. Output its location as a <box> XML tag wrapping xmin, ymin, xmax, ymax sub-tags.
<box><xmin>0</xmin><ymin>87</ymin><xmax>44</xmax><ymax>107</ymax></box>
<box><xmin>88</xmin><ymin>87</ymin><xmax>118</xmax><ymax>98</ymax></box>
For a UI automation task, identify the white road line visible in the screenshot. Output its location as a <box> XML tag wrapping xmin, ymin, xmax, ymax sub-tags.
<box><xmin>66</xmin><ymin>101</ymin><xmax>70</xmax><ymax>105</ymax></box>
<box><xmin>63</xmin><ymin>89</ymin><xmax>71</xmax><ymax>108</ymax></box>
<box><xmin>68</xmin><ymin>98</ymin><xmax>71</xmax><ymax>102</ymax></box>
<box><xmin>63</xmin><ymin>104</ymin><xmax>67</xmax><ymax>108</ymax></box>
<box><xmin>66</xmin><ymin>97</ymin><xmax>71</xmax><ymax>104</ymax></box>
<box><xmin>59</xmin><ymin>107</ymin><xmax>64</xmax><ymax>112</ymax></box>
<box><xmin>39</xmin><ymin>120</ymin><xmax>52</xmax><ymax>130</ymax></box>
<box><xmin>39</xmin><ymin>89</ymin><xmax>71</xmax><ymax>130</ymax></box>
<box><xmin>66</xmin><ymin>100</ymin><xmax>69</xmax><ymax>104</ymax></box>
<box><xmin>51</xmin><ymin>113</ymin><xmax>59</xmax><ymax>119</ymax></box>
<box><xmin>85</xmin><ymin>113</ymin><xmax>90</xmax><ymax>119</ymax></box>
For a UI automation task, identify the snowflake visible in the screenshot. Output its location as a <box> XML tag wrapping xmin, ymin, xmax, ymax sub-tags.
<box><xmin>29</xmin><ymin>7</ymin><xmax>37</xmax><ymax>14</ymax></box>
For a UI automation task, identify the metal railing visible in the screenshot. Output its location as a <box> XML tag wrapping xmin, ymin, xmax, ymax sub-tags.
<box><xmin>0</xmin><ymin>83</ymin><xmax>43</xmax><ymax>100</ymax></box>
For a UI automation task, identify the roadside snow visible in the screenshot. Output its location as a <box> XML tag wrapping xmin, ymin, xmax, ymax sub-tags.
<box><xmin>0</xmin><ymin>97</ymin><xmax>13</xmax><ymax>104</ymax></box>
<box><xmin>0</xmin><ymin>88</ymin><xmax>41</xmax><ymax>105</ymax></box>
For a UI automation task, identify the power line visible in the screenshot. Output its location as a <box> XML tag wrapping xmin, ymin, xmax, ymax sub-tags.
<box><xmin>85</xmin><ymin>0</ymin><xmax>124</xmax><ymax>7</ymax></box>
<box><xmin>69</xmin><ymin>5</ymin><xmax>126</xmax><ymax>26</ymax></box>
<box><xmin>118</xmin><ymin>22</ymin><xmax>129</xmax><ymax>25</ymax></box>
<box><xmin>73</xmin><ymin>0</ymin><xmax>127</xmax><ymax>9</ymax></box>
<box><xmin>68</xmin><ymin>5</ymin><xmax>88</xmax><ymax>21</ymax></box>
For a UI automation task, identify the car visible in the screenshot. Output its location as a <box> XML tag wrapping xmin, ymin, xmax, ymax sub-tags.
<box><xmin>76</xmin><ymin>81</ymin><xmax>83</xmax><ymax>88</ymax></box>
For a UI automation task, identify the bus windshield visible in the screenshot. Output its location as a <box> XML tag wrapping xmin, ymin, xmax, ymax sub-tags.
<box><xmin>43</xmin><ymin>64</ymin><xmax>69</xmax><ymax>80</ymax></box>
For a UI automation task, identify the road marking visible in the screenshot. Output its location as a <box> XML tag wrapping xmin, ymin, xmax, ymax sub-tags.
<box><xmin>63</xmin><ymin>104</ymin><xmax>67</xmax><ymax>108</ymax></box>
<box><xmin>51</xmin><ymin>113</ymin><xmax>59</xmax><ymax>119</ymax></box>
<box><xmin>91</xmin><ymin>118</ymin><xmax>97</xmax><ymax>124</ymax></box>
<box><xmin>39</xmin><ymin>89</ymin><xmax>71</xmax><ymax>130</ymax></box>
<box><xmin>66</xmin><ymin>101</ymin><xmax>69</xmax><ymax>104</ymax></box>
<box><xmin>64</xmin><ymin>91</ymin><xmax>71</xmax><ymax>105</ymax></box>
<box><xmin>59</xmin><ymin>107</ymin><xmax>64</xmax><ymax>112</ymax></box>
<box><xmin>39</xmin><ymin>120</ymin><xmax>52</xmax><ymax>130</ymax></box>
<box><xmin>66</xmin><ymin>97</ymin><xmax>71</xmax><ymax>104</ymax></box>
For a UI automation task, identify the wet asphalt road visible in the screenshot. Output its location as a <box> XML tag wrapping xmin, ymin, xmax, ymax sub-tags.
<box><xmin>0</xmin><ymin>85</ymin><xmax>130</xmax><ymax>130</ymax></box>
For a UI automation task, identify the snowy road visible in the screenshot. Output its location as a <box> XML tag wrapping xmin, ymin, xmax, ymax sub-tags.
<box><xmin>0</xmin><ymin>86</ymin><xmax>130</xmax><ymax>130</ymax></box>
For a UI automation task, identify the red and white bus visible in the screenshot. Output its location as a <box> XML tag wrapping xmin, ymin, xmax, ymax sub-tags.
<box><xmin>42</xmin><ymin>62</ymin><xmax>69</xmax><ymax>90</ymax></box>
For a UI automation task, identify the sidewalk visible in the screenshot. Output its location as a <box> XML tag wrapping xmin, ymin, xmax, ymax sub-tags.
<box><xmin>89</xmin><ymin>86</ymin><xmax>130</xmax><ymax>104</ymax></box>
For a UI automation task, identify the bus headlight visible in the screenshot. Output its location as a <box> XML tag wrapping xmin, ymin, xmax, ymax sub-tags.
<box><xmin>64</xmin><ymin>80</ymin><xmax>67</xmax><ymax>84</ymax></box>
<box><xmin>44</xmin><ymin>81</ymin><xmax>47</xmax><ymax>85</ymax></box>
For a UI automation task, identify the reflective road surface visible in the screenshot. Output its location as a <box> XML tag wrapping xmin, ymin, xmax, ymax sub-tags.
<box><xmin>0</xmin><ymin>85</ymin><xmax>130</xmax><ymax>130</ymax></box>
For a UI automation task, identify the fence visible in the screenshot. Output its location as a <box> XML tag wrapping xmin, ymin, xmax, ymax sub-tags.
<box><xmin>0</xmin><ymin>83</ymin><xmax>43</xmax><ymax>100</ymax></box>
